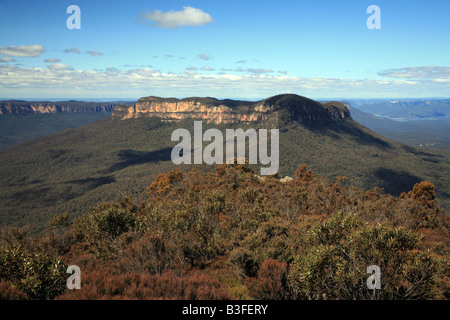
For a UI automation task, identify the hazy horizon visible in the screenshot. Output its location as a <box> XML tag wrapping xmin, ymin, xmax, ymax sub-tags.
<box><xmin>1</xmin><ymin>96</ymin><xmax>450</xmax><ymax>103</ymax></box>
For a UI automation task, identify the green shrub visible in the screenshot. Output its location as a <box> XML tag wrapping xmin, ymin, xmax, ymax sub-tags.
<box><xmin>0</xmin><ymin>244</ymin><xmax>67</xmax><ymax>300</ymax></box>
<box><xmin>72</xmin><ymin>203</ymin><xmax>140</xmax><ymax>259</ymax></box>
<box><xmin>288</xmin><ymin>212</ymin><xmax>441</xmax><ymax>300</ymax></box>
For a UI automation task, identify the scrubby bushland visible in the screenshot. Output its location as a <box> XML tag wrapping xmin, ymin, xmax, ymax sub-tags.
<box><xmin>288</xmin><ymin>211</ymin><xmax>441</xmax><ymax>299</ymax></box>
<box><xmin>246</xmin><ymin>259</ymin><xmax>290</xmax><ymax>300</ymax></box>
<box><xmin>0</xmin><ymin>242</ymin><xmax>67</xmax><ymax>300</ymax></box>
<box><xmin>1</xmin><ymin>163</ymin><xmax>449</xmax><ymax>299</ymax></box>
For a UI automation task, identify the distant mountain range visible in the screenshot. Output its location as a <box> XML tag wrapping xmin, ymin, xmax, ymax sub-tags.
<box><xmin>0</xmin><ymin>100</ymin><xmax>135</xmax><ymax>150</ymax></box>
<box><xmin>0</xmin><ymin>100</ymin><xmax>130</xmax><ymax>114</ymax></box>
<box><xmin>348</xmin><ymin>99</ymin><xmax>450</xmax><ymax>121</ymax></box>
<box><xmin>0</xmin><ymin>94</ymin><xmax>449</xmax><ymax>233</ymax></box>
<box><xmin>346</xmin><ymin>102</ymin><xmax>450</xmax><ymax>149</ymax></box>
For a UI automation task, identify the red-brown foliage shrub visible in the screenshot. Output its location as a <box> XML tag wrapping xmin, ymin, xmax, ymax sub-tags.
<box><xmin>406</xmin><ymin>181</ymin><xmax>443</xmax><ymax>228</ymax></box>
<box><xmin>147</xmin><ymin>169</ymin><xmax>184</xmax><ymax>200</ymax></box>
<box><xmin>295</xmin><ymin>164</ymin><xmax>314</xmax><ymax>181</ymax></box>
<box><xmin>0</xmin><ymin>279</ymin><xmax>28</xmax><ymax>300</ymax></box>
<box><xmin>116</xmin><ymin>232</ymin><xmax>186</xmax><ymax>274</ymax></box>
<box><xmin>58</xmin><ymin>268</ymin><xmax>232</xmax><ymax>300</ymax></box>
<box><xmin>246</xmin><ymin>259</ymin><xmax>289</xmax><ymax>300</ymax></box>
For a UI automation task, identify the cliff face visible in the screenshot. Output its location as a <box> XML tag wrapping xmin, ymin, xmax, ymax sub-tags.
<box><xmin>0</xmin><ymin>101</ymin><xmax>117</xmax><ymax>115</ymax></box>
<box><xmin>112</xmin><ymin>94</ymin><xmax>351</xmax><ymax>125</ymax></box>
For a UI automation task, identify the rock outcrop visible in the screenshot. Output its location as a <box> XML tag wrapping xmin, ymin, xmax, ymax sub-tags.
<box><xmin>112</xmin><ymin>94</ymin><xmax>351</xmax><ymax>125</ymax></box>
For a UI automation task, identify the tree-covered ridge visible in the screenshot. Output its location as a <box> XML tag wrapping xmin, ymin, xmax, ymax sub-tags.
<box><xmin>1</xmin><ymin>163</ymin><xmax>448</xmax><ymax>299</ymax></box>
<box><xmin>1</xmin><ymin>115</ymin><xmax>450</xmax><ymax>234</ymax></box>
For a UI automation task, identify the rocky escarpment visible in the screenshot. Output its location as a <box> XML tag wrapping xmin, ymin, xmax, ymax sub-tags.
<box><xmin>112</xmin><ymin>94</ymin><xmax>351</xmax><ymax>125</ymax></box>
<box><xmin>0</xmin><ymin>100</ymin><xmax>118</xmax><ymax>114</ymax></box>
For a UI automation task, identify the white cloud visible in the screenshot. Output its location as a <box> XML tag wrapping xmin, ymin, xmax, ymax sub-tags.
<box><xmin>247</xmin><ymin>68</ymin><xmax>274</xmax><ymax>75</ymax></box>
<box><xmin>433</xmin><ymin>79</ymin><xmax>450</xmax><ymax>83</ymax></box>
<box><xmin>0</xmin><ymin>44</ymin><xmax>45</xmax><ymax>57</ymax></box>
<box><xmin>86</xmin><ymin>51</ymin><xmax>104</xmax><ymax>57</ymax></box>
<box><xmin>139</xmin><ymin>6</ymin><xmax>213</xmax><ymax>28</ymax></box>
<box><xmin>47</xmin><ymin>63</ymin><xmax>73</xmax><ymax>71</ymax></box>
<box><xmin>231</xmin><ymin>67</ymin><xmax>273</xmax><ymax>74</ymax></box>
<box><xmin>64</xmin><ymin>47</ymin><xmax>80</xmax><ymax>54</ymax></box>
<box><xmin>378</xmin><ymin>66</ymin><xmax>450</xmax><ymax>80</ymax></box>
<box><xmin>184</xmin><ymin>70</ymin><xmax>198</xmax><ymax>76</ymax></box>
<box><xmin>201</xmin><ymin>66</ymin><xmax>215</xmax><ymax>71</ymax></box>
<box><xmin>199</xmin><ymin>54</ymin><xmax>212</xmax><ymax>61</ymax></box>
<box><xmin>44</xmin><ymin>58</ymin><xmax>61</xmax><ymax>63</ymax></box>
<box><xmin>0</xmin><ymin>57</ymin><xmax>16</xmax><ymax>63</ymax></box>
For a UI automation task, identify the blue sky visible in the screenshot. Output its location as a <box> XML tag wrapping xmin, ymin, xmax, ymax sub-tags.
<box><xmin>0</xmin><ymin>0</ymin><xmax>449</xmax><ymax>99</ymax></box>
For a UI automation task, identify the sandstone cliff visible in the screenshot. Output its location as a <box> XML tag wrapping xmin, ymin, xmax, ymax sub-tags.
<box><xmin>0</xmin><ymin>100</ymin><xmax>118</xmax><ymax>115</ymax></box>
<box><xmin>112</xmin><ymin>94</ymin><xmax>351</xmax><ymax>125</ymax></box>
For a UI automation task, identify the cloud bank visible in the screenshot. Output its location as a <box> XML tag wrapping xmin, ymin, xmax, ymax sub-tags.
<box><xmin>1</xmin><ymin>64</ymin><xmax>448</xmax><ymax>99</ymax></box>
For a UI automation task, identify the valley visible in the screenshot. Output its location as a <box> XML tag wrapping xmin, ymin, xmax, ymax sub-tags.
<box><xmin>0</xmin><ymin>94</ymin><xmax>449</xmax><ymax>234</ymax></box>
